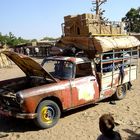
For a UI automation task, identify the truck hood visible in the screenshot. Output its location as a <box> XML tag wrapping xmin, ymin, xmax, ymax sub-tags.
<box><xmin>2</xmin><ymin>51</ymin><xmax>57</xmax><ymax>82</ymax></box>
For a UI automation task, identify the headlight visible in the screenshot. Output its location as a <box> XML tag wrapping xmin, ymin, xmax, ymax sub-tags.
<box><xmin>16</xmin><ymin>92</ymin><xmax>24</xmax><ymax>104</ymax></box>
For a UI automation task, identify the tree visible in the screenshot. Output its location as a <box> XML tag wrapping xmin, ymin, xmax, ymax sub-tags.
<box><xmin>0</xmin><ymin>32</ymin><xmax>30</xmax><ymax>47</ymax></box>
<box><xmin>31</xmin><ymin>39</ymin><xmax>37</xmax><ymax>42</ymax></box>
<box><xmin>0</xmin><ymin>33</ymin><xmax>6</xmax><ymax>45</ymax></box>
<box><xmin>122</xmin><ymin>7</ymin><xmax>140</xmax><ymax>33</ymax></box>
<box><xmin>41</xmin><ymin>36</ymin><xmax>60</xmax><ymax>41</ymax></box>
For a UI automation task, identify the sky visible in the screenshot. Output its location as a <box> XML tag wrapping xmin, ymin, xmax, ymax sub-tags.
<box><xmin>0</xmin><ymin>0</ymin><xmax>139</xmax><ymax>40</ymax></box>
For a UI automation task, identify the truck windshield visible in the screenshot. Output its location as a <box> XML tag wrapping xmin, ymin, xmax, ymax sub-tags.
<box><xmin>42</xmin><ymin>60</ymin><xmax>74</xmax><ymax>80</ymax></box>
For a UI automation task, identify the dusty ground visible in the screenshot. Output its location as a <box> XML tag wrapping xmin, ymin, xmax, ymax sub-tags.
<box><xmin>0</xmin><ymin>59</ymin><xmax>140</xmax><ymax>140</ymax></box>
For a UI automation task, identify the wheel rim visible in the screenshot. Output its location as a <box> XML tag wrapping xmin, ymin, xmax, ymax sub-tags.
<box><xmin>118</xmin><ymin>85</ymin><xmax>125</xmax><ymax>98</ymax></box>
<box><xmin>41</xmin><ymin>106</ymin><xmax>55</xmax><ymax>124</ymax></box>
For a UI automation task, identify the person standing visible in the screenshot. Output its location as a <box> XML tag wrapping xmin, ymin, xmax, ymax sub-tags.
<box><xmin>35</xmin><ymin>47</ymin><xmax>39</xmax><ymax>56</ymax></box>
<box><xmin>26</xmin><ymin>48</ymin><xmax>30</xmax><ymax>56</ymax></box>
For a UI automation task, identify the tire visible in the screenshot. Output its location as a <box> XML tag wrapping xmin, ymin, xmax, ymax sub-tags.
<box><xmin>34</xmin><ymin>100</ymin><xmax>61</xmax><ymax>129</ymax></box>
<box><xmin>112</xmin><ymin>84</ymin><xmax>127</xmax><ymax>100</ymax></box>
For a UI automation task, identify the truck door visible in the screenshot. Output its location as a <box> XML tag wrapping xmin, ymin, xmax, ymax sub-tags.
<box><xmin>71</xmin><ymin>62</ymin><xmax>99</xmax><ymax>107</ymax></box>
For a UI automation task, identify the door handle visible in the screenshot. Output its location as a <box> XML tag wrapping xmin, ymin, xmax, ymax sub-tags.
<box><xmin>90</xmin><ymin>79</ymin><xmax>95</xmax><ymax>81</ymax></box>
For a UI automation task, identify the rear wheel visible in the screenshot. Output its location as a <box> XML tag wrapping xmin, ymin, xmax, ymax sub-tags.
<box><xmin>112</xmin><ymin>84</ymin><xmax>127</xmax><ymax>100</ymax></box>
<box><xmin>34</xmin><ymin>100</ymin><xmax>61</xmax><ymax>129</ymax></box>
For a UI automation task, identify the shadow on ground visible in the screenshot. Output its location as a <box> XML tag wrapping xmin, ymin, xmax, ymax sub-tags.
<box><xmin>0</xmin><ymin>117</ymin><xmax>38</xmax><ymax>133</ymax></box>
<box><xmin>62</xmin><ymin>103</ymin><xmax>98</xmax><ymax>118</ymax></box>
<box><xmin>0</xmin><ymin>103</ymin><xmax>99</xmax><ymax>133</ymax></box>
<box><xmin>0</xmin><ymin>98</ymin><xmax>115</xmax><ymax>134</ymax></box>
<box><xmin>123</xmin><ymin>128</ymin><xmax>140</xmax><ymax>140</ymax></box>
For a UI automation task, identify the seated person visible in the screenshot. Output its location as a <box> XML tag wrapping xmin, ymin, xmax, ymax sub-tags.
<box><xmin>103</xmin><ymin>63</ymin><xmax>114</xmax><ymax>72</ymax></box>
<box><xmin>54</xmin><ymin>61</ymin><xmax>73</xmax><ymax>79</ymax></box>
<box><xmin>62</xmin><ymin>66</ymin><xmax>73</xmax><ymax>79</ymax></box>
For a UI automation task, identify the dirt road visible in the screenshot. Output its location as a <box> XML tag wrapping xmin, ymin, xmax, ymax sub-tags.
<box><xmin>0</xmin><ymin>59</ymin><xmax>140</xmax><ymax>140</ymax></box>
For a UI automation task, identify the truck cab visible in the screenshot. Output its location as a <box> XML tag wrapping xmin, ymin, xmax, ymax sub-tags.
<box><xmin>41</xmin><ymin>56</ymin><xmax>100</xmax><ymax>104</ymax></box>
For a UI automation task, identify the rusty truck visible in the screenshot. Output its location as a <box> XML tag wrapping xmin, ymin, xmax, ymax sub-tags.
<box><xmin>0</xmin><ymin>44</ymin><xmax>139</xmax><ymax>129</ymax></box>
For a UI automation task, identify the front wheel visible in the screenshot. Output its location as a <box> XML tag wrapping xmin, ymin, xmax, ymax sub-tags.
<box><xmin>34</xmin><ymin>100</ymin><xmax>61</xmax><ymax>129</ymax></box>
<box><xmin>112</xmin><ymin>84</ymin><xmax>127</xmax><ymax>100</ymax></box>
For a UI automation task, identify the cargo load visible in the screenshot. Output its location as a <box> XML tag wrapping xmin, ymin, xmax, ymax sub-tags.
<box><xmin>57</xmin><ymin>35</ymin><xmax>140</xmax><ymax>53</ymax></box>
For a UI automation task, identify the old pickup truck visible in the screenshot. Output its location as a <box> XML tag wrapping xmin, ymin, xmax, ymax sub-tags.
<box><xmin>0</xmin><ymin>48</ymin><xmax>139</xmax><ymax>129</ymax></box>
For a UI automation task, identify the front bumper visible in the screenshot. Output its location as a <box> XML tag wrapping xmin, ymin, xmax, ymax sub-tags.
<box><xmin>0</xmin><ymin>109</ymin><xmax>36</xmax><ymax>119</ymax></box>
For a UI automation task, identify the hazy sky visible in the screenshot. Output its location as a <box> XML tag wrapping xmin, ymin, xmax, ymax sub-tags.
<box><xmin>0</xmin><ymin>0</ymin><xmax>139</xmax><ymax>39</ymax></box>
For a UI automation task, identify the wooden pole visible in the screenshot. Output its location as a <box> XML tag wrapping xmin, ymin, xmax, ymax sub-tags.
<box><xmin>96</xmin><ymin>0</ymin><xmax>100</xmax><ymax>15</ymax></box>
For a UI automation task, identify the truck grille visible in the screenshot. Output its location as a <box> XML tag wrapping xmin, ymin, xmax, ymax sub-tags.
<box><xmin>0</xmin><ymin>93</ymin><xmax>20</xmax><ymax>112</ymax></box>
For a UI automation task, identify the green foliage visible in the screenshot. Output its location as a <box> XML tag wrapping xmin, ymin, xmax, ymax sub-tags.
<box><xmin>0</xmin><ymin>32</ymin><xmax>29</xmax><ymax>47</ymax></box>
<box><xmin>0</xmin><ymin>32</ymin><xmax>60</xmax><ymax>47</ymax></box>
<box><xmin>122</xmin><ymin>7</ymin><xmax>140</xmax><ymax>33</ymax></box>
<box><xmin>31</xmin><ymin>39</ymin><xmax>37</xmax><ymax>42</ymax></box>
<box><xmin>41</xmin><ymin>36</ymin><xmax>60</xmax><ymax>41</ymax></box>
